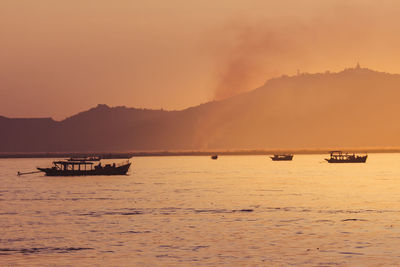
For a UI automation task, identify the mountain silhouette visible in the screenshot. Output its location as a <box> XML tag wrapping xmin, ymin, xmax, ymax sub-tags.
<box><xmin>2</xmin><ymin>67</ymin><xmax>400</xmax><ymax>152</ymax></box>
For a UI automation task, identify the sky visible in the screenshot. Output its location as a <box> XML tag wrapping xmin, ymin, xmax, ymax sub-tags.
<box><xmin>2</xmin><ymin>0</ymin><xmax>400</xmax><ymax>120</ymax></box>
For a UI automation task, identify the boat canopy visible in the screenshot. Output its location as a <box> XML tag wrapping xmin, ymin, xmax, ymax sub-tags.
<box><xmin>329</xmin><ymin>151</ymin><xmax>366</xmax><ymax>155</ymax></box>
<box><xmin>67</xmin><ymin>157</ymin><xmax>100</xmax><ymax>162</ymax></box>
<box><xmin>53</xmin><ymin>161</ymin><xmax>94</xmax><ymax>165</ymax></box>
<box><xmin>330</xmin><ymin>151</ymin><xmax>344</xmax><ymax>154</ymax></box>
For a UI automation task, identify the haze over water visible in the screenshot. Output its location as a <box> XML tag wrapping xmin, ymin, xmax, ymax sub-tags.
<box><xmin>1</xmin><ymin>155</ymin><xmax>400</xmax><ymax>266</ymax></box>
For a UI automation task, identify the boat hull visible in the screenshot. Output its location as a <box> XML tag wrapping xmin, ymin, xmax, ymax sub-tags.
<box><xmin>271</xmin><ymin>155</ymin><xmax>293</xmax><ymax>161</ymax></box>
<box><xmin>325</xmin><ymin>156</ymin><xmax>367</xmax><ymax>163</ymax></box>
<box><xmin>37</xmin><ymin>163</ymin><xmax>131</xmax><ymax>176</ymax></box>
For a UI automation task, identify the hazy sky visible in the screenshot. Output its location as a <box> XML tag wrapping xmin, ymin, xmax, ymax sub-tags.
<box><xmin>2</xmin><ymin>0</ymin><xmax>400</xmax><ymax>119</ymax></box>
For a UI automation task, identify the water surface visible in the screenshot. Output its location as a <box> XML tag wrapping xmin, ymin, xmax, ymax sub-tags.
<box><xmin>2</xmin><ymin>155</ymin><xmax>400</xmax><ymax>266</ymax></box>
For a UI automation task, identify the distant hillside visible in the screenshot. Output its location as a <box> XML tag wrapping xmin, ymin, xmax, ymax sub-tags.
<box><xmin>2</xmin><ymin>67</ymin><xmax>400</xmax><ymax>152</ymax></box>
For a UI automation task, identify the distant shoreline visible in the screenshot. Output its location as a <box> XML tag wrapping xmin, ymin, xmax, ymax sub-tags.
<box><xmin>1</xmin><ymin>148</ymin><xmax>400</xmax><ymax>158</ymax></box>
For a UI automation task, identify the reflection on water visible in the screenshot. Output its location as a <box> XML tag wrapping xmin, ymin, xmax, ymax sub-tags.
<box><xmin>2</xmin><ymin>155</ymin><xmax>400</xmax><ymax>265</ymax></box>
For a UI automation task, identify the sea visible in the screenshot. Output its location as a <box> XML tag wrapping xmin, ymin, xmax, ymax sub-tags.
<box><xmin>2</xmin><ymin>154</ymin><xmax>400</xmax><ymax>266</ymax></box>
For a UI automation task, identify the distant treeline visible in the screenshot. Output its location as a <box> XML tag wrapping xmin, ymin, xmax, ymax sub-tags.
<box><xmin>1</xmin><ymin>148</ymin><xmax>400</xmax><ymax>158</ymax></box>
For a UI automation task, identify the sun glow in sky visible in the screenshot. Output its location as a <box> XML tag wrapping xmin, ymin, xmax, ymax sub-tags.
<box><xmin>2</xmin><ymin>0</ymin><xmax>400</xmax><ymax>119</ymax></box>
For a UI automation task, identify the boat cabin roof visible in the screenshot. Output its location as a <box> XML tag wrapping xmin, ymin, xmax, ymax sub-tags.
<box><xmin>67</xmin><ymin>157</ymin><xmax>100</xmax><ymax>162</ymax></box>
<box><xmin>329</xmin><ymin>151</ymin><xmax>348</xmax><ymax>155</ymax></box>
<box><xmin>53</xmin><ymin>160</ymin><xmax>94</xmax><ymax>165</ymax></box>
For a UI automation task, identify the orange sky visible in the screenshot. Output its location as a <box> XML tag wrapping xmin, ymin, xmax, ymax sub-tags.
<box><xmin>2</xmin><ymin>0</ymin><xmax>400</xmax><ymax>119</ymax></box>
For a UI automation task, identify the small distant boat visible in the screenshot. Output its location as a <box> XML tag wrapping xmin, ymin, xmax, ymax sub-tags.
<box><xmin>37</xmin><ymin>159</ymin><xmax>131</xmax><ymax>176</ymax></box>
<box><xmin>325</xmin><ymin>151</ymin><xmax>367</xmax><ymax>163</ymax></box>
<box><xmin>271</xmin><ymin>154</ymin><xmax>293</xmax><ymax>161</ymax></box>
<box><xmin>211</xmin><ymin>155</ymin><xmax>218</xmax><ymax>160</ymax></box>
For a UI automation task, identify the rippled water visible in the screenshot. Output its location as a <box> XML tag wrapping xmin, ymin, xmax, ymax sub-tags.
<box><xmin>2</xmin><ymin>154</ymin><xmax>400</xmax><ymax>266</ymax></box>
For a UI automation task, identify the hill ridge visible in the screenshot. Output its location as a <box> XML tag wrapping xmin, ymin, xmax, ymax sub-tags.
<box><xmin>1</xmin><ymin>67</ymin><xmax>400</xmax><ymax>152</ymax></box>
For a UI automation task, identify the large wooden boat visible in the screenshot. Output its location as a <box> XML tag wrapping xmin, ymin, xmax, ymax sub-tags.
<box><xmin>37</xmin><ymin>159</ymin><xmax>131</xmax><ymax>176</ymax></box>
<box><xmin>325</xmin><ymin>151</ymin><xmax>367</xmax><ymax>163</ymax></box>
<box><xmin>271</xmin><ymin>154</ymin><xmax>293</xmax><ymax>161</ymax></box>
